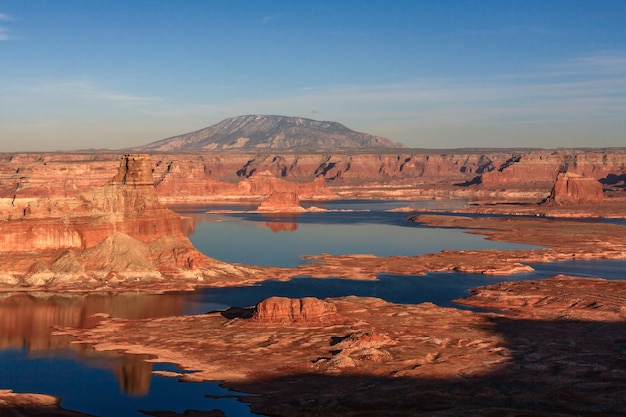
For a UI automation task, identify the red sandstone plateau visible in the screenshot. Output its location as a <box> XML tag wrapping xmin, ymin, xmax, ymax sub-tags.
<box><xmin>2</xmin><ymin>148</ymin><xmax>626</xmax><ymax>205</ymax></box>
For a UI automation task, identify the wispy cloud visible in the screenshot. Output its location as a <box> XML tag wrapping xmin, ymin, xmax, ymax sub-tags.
<box><xmin>260</xmin><ymin>13</ymin><xmax>282</xmax><ymax>24</ymax></box>
<box><xmin>0</xmin><ymin>12</ymin><xmax>15</xmax><ymax>41</ymax></box>
<box><xmin>37</xmin><ymin>80</ymin><xmax>163</xmax><ymax>105</ymax></box>
<box><xmin>0</xmin><ymin>79</ymin><xmax>164</xmax><ymax>117</ymax></box>
<box><xmin>465</xmin><ymin>25</ymin><xmax>555</xmax><ymax>37</ymax></box>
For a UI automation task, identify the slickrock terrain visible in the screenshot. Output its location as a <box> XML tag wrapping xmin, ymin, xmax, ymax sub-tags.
<box><xmin>0</xmin><ymin>154</ymin><xmax>260</xmax><ymax>290</ymax></box>
<box><xmin>0</xmin><ymin>390</ymin><xmax>94</xmax><ymax>417</ymax></box>
<box><xmin>457</xmin><ymin>275</ymin><xmax>626</xmax><ymax>321</ymax></box>
<box><xmin>58</xmin><ymin>288</ymin><xmax>626</xmax><ymax>416</ymax></box>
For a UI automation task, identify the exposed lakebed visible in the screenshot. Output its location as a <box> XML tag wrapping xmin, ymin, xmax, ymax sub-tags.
<box><xmin>1</xmin><ymin>199</ymin><xmax>624</xmax><ymax>417</ymax></box>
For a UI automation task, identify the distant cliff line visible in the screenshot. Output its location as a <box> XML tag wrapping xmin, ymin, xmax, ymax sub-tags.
<box><xmin>1</xmin><ymin>149</ymin><xmax>625</xmax><ymax>204</ymax></box>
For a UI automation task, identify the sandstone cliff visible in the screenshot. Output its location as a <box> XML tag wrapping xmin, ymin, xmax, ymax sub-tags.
<box><xmin>1</xmin><ymin>149</ymin><xmax>625</xmax><ymax>205</ymax></box>
<box><xmin>0</xmin><ymin>154</ymin><xmax>254</xmax><ymax>289</ymax></box>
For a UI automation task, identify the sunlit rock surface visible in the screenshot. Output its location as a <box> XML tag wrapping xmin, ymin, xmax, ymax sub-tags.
<box><xmin>544</xmin><ymin>172</ymin><xmax>605</xmax><ymax>205</ymax></box>
<box><xmin>0</xmin><ymin>154</ymin><xmax>256</xmax><ymax>289</ymax></box>
<box><xmin>0</xmin><ymin>389</ymin><xmax>94</xmax><ymax>417</ymax></box>
<box><xmin>2</xmin><ymin>149</ymin><xmax>625</xmax><ymax>204</ymax></box>
<box><xmin>257</xmin><ymin>191</ymin><xmax>306</xmax><ymax>213</ymax></box>
<box><xmin>457</xmin><ymin>275</ymin><xmax>626</xmax><ymax>321</ymax></box>
<box><xmin>59</xmin><ymin>289</ymin><xmax>626</xmax><ymax>416</ymax></box>
<box><xmin>252</xmin><ymin>296</ymin><xmax>338</xmax><ymax>323</ymax></box>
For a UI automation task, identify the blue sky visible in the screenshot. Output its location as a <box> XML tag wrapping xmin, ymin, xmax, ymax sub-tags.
<box><xmin>1</xmin><ymin>0</ymin><xmax>625</xmax><ymax>151</ymax></box>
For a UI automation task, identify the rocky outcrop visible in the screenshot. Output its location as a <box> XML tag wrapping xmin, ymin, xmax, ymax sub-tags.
<box><xmin>252</xmin><ymin>296</ymin><xmax>338</xmax><ymax>323</ymax></box>
<box><xmin>257</xmin><ymin>192</ymin><xmax>305</xmax><ymax>213</ymax></box>
<box><xmin>543</xmin><ymin>172</ymin><xmax>604</xmax><ymax>205</ymax></box>
<box><xmin>0</xmin><ymin>154</ymin><xmax>254</xmax><ymax>289</ymax></box>
<box><xmin>0</xmin><ymin>389</ymin><xmax>96</xmax><ymax>417</ymax></box>
<box><xmin>457</xmin><ymin>275</ymin><xmax>626</xmax><ymax>321</ymax></box>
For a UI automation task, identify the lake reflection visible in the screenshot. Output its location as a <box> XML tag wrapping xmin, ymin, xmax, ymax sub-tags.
<box><xmin>0</xmin><ymin>291</ymin><xmax>257</xmax><ymax>416</ymax></box>
<box><xmin>0</xmin><ymin>292</ymin><xmax>186</xmax><ymax>395</ymax></box>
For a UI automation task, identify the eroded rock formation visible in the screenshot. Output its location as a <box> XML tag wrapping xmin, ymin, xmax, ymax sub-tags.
<box><xmin>543</xmin><ymin>172</ymin><xmax>604</xmax><ymax>205</ymax></box>
<box><xmin>457</xmin><ymin>275</ymin><xmax>626</xmax><ymax>321</ymax></box>
<box><xmin>2</xmin><ymin>149</ymin><xmax>626</xmax><ymax>205</ymax></box>
<box><xmin>0</xmin><ymin>154</ymin><xmax>255</xmax><ymax>289</ymax></box>
<box><xmin>252</xmin><ymin>296</ymin><xmax>339</xmax><ymax>323</ymax></box>
<box><xmin>257</xmin><ymin>191</ymin><xmax>305</xmax><ymax>213</ymax></box>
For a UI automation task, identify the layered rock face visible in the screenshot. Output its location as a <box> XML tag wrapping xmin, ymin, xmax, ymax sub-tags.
<box><xmin>0</xmin><ymin>154</ymin><xmax>250</xmax><ymax>288</ymax></box>
<box><xmin>2</xmin><ymin>149</ymin><xmax>626</xmax><ymax>205</ymax></box>
<box><xmin>544</xmin><ymin>172</ymin><xmax>604</xmax><ymax>205</ymax></box>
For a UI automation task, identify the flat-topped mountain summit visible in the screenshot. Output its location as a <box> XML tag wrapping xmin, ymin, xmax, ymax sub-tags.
<box><xmin>135</xmin><ymin>115</ymin><xmax>404</xmax><ymax>152</ymax></box>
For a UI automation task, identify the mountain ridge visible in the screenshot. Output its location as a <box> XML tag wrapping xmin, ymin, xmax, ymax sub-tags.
<box><xmin>133</xmin><ymin>115</ymin><xmax>404</xmax><ymax>152</ymax></box>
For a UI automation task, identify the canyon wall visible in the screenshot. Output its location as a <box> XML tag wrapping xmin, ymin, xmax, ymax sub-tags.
<box><xmin>1</xmin><ymin>149</ymin><xmax>625</xmax><ymax>206</ymax></box>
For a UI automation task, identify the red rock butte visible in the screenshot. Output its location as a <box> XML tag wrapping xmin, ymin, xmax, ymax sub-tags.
<box><xmin>544</xmin><ymin>172</ymin><xmax>604</xmax><ymax>205</ymax></box>
<box><xmin>252</xmin><ymin>296</ymin><xmax>339</xmax><ymax>323</ymax></box>
<box><xmin>257</xmin><ymin>191</ymin><xmax>305</xmax><ymax>212</ymax></box>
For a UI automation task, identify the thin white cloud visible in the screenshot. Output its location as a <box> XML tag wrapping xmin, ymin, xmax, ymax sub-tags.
<box><xmin>15</xmin><ymin>79</ymin><xmax>164</xmax><ymax>105</ymax></box>
<box><xmin>504</xmin><ymin>51</ymin><xmax>626</xmax><ymax>81</ymax></box>
<box><xmin>260</xmin><ymin>13</ymin><xmax>281</xmax><ymax>24</ymax></box>
<box><xmin>0</xmin><ymin>12</ymin><xmax>16</xmax><ymax>41</ymax></box>
<box><xmin>465</xmin><ymin>25</ymin><xmax>555</xmax><ymax>37</ymax></box>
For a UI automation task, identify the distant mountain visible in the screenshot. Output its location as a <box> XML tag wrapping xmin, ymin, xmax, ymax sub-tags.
<box><xmin>134</xmin><ymin>115</ymin><xmax>404</xmax><ymax>152</ymax></box>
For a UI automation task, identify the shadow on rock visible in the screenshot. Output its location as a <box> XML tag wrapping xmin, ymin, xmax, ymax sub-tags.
<box><xmin>230</xmin><ymin>317</ymin><xmax>626</xmax><ymax>417</ymax></box>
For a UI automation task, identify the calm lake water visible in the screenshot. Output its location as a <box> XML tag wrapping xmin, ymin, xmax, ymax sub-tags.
<box><xmin>1</xmin><ymin>199</ymin><xmax>624</xmax><ymax>417</ymax></box>
<box><xmin>184</xmin><ymin>199</ymin><xmax>536</xmax><ymax>267</ymax></box>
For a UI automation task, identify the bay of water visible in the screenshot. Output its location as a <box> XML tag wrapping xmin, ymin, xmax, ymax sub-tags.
<box><xmin>1</xmin><ymin>199</ymin><xmax>624</xmax><ymax>417</ymax></box>
<box><xmin>186</xmin><ymin>200</ymin><xmax>536</xmax><ymax>267</ymax></box>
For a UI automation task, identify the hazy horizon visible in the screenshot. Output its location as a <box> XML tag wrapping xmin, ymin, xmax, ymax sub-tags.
<box><xmin>1</xmin><ymin>1</ymin><xmax>625</xmax><ymax>152</ymax></box>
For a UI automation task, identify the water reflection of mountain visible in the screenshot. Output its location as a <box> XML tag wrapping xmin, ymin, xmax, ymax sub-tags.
<box><xmin>0</xmin><ymin>292</ymin><xmax>185</xmax><ymax>395</ymax></box>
